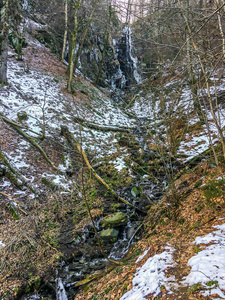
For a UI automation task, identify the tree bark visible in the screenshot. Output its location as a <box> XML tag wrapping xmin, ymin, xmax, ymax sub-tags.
<box><xmin>61</xmin><ymin>0</ymin><xmax>68</xmax><ymax>62</ymax></box>
<box><xmin>0</xmin><ymin>0</ymin><xmax>9</xmax><ymax>84</ymax></box>
<box><xmin>73</xmin><ymin>0</ymin><xmax>99</xmax><ymax>73</ymax></box>
<box><xmin>67</xmin><ymin>0</ymin><xmax>83</xmax><ymax>93</ymax></box>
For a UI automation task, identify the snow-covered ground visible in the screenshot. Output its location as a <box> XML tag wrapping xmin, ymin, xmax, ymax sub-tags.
<box><xmin>0</xmin><ymin>46</ymin><xmax>136</xmax><ymax>201</ymax></box>
<box><xmin>120</xmin><ymin>246</ymin><xmax>177</xmax><ymax>299</ymax></box>
<box><xmin>128</xmin><ymin>74</ymin><xmax>225</xmax><ymax>163</ymax></box>
<box><xmin>121</xmin><ymin>222</ymin><xmax>225</xmax><ymax>299</ymax></box>
<box><xmin>183</xmin><ymin>223</ymin><xmax>225</xmax><ymax>299</ymax></box>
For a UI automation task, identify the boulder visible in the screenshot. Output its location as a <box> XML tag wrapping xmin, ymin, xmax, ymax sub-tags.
<box><xmin>99</xmin><ymin>228</ymin><xmax>119</xmax><ymax>241</ymax></box>
<box><xmin>101</xmin><ymin>212</ymin><xmax>128</xmax><ymax>228</ymax></box>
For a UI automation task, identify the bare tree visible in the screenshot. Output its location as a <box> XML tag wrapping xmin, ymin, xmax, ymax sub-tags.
<box><xmin>67</xmin><ymin>0</ymin><xmax>83</xmax><ymax>93</ymax></box>
<box><xmin>0</xmin><ymin>0</ymin><xmax>9</xmax><ymax>84</ymax></box>
<box><xmin>61</xmin><ymin>0</ymin><xmax>68</xmax><ymax>62</ymax></box>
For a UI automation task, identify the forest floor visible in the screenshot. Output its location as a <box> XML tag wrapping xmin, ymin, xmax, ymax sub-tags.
<box><xmin>1</xmin><ymin>31</ymin><xmax>225</xmax><ymax>300</ymax></box>
<box><xmin>76</xmin><ymin>161</ymin><xmax>225</xmax><ymax>300</ymax></box>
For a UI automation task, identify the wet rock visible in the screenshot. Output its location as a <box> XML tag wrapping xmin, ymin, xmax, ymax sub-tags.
<box><xmin>0</xmin><ymin>165</ymin><xmax>6</xmax><ymax>176</ymax></box>
<box><xmin>68</xmin><ymin>263</ymin><xmax>84</xmax><ymax>271</ymax></box>
<box><xmin>99</xmin><ymin>228</ymin><xmax>119</xmax><ymax>241</ymax></box>
<box><xmin>81</xmin><ymin>243</ymin><xmax>103</xmax><ymax>259</ymax></box>
<box><xmin>89</xmin><ymin>263</ymin><xmax>105</xmax><ymax>271</ymax></box>
<box><xmin>101</xmin><ymin>212</ymin><xmax>128</xmax><ymax>228</ymax></box>
<box><xmin>127</xmin><ymin>227</ymin><xmax>136</xmax><ymax>240</ymax></box>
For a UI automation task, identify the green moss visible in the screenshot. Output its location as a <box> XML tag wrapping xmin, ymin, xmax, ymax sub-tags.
<box><xmin>206</xmin><ymin>280</ymin><xmax>218</xmax><ymax>287</ymax></box>
<box><xmin>202</xmin><ymin>178</ymin><xmax>225</xmax><ymax>204</ymax></box>
<box><xmin>188</xmin><ymin>283</ymin><xmax>202</xmax><ymax>294</ymax></box>
<box><xmin>7</xmin><ymin>203</ymin><xmax>20</xmax><ymax>220</ymax></box>
<box><xmin>41</xmin><ymin>177</ymin><xmax>57</xmax><ymax>189</ymax></box>
<box><xmin>194</xmin><ymin>180</ymin><xmax>202</xmax><ymax>188</ymax></box>
<box><xmin>193</xmin><ymin>245</ymin><xmax>201</xmax><ymax>253</ymax></box>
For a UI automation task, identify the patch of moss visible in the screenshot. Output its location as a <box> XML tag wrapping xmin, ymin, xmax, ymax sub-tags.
<box><xmin>188</xmin><ymin>283</ymin><xmax>202</xmax><ymax>294</ymax></box>
<box><xmin>206</xmin><ymin>280</ymin><xmax>218</xmax><ymax>287</ymax></box>
<box><xmin>7</xmin><ymin>203</ymin><xmax>20</xmax><ymax>220</ymax></box>
<box><xmin>41</xmin><ymin>177</ymin><xmax>57</xmax><ymax>189</ymax></box>
<box><xmin>202</xmin><ymin>178</ymin><xmax>225</xmax><ymax>204</ymax></box>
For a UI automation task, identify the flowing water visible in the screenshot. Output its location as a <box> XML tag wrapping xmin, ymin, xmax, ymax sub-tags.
<box><xmin>23</xmin><ymin>25</ymin><xmax>161</xmax><ymax>300</ymax></box>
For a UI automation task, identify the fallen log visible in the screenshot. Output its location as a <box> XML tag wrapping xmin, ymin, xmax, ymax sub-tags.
<box><xmin>61</xmin><ymin>125</ymin><xmax>146</xmax><ymax>215</ymax></box>
<box><xmin>73</xmin><ymin>116</ymin><xmax>132</xmax><ymax>133</ymax></box>
<box><xmin>1</xmin><ymin>114</ymin><xmax>58</xmax><ymax>171</ymax></box>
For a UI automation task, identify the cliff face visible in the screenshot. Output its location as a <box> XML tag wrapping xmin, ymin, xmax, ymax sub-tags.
<box><xmin>22</xmin><ymin>1</ymin><xmax>141</xmax><ymax>89</ymax></box>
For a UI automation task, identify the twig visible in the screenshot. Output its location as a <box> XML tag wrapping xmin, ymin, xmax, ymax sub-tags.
<box><xmin>0</xmin><ymin>191</ymin><xmax>28</xmax><ymax>215</ymax></box>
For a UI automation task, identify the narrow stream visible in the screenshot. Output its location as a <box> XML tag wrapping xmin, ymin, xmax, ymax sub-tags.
<box><xmin>23</xmin><ymin>25</ymin><xmax>163</xmax><ymax>300</ymax></box>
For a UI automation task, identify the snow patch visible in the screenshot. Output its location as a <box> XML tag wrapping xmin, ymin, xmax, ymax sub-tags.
<box><xmin>120</xmin><ymin>246</ymin><xmax>176</xmax><ymax>300</ymax></box>
<box><xmin>183</xmin><ymin>223</ymin><xmax>225</xmax><ymax>299</ymax></box>
<box><xmin>135</xmin><ymin>248</ymin><xmax>149</xmax><ymax>263</ymax></box>
<box><xmin>0</xmin><ymin>241</ymin><xmax>5</xmax><ymax>247</ymax></box>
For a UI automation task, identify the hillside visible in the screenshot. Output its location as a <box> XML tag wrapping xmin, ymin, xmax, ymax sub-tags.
<box><xmin>1</xmin><ymin>10</ymin><xmax>225</xmax><ymax>300</ymax></box>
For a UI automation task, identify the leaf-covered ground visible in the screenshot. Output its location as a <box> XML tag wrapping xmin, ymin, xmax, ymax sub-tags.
<box><xmin>76</xmin><ymin>162</ymin><xmax>225</xmax><ymax>300</ymax></box>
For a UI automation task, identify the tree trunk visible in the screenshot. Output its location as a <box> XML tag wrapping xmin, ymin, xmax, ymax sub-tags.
<box><xmin>185</xmin><ymin>0</ymin><xmax>204</xmax><ymax>122</ymax></box>
<box><xmin>214</xmin><ymin>0</ymin><xmax>225</xmax><ymax>63</ymax></box>
<box><xmin>67</xmin><ymin>0</ymin><xmax>82</xmax><ymax>93</ymax></box>
<box><xmin>0</xmin><ymin>0</ymin><xmax>9</xmax><ymax>84</ymax></box>
<box><xmin>73</xmin><ymin>0</ymin><xmax>99</xmax><ymax>73</ymax></box>
<box><xmin>61</xmin><ymin>0</ymin><xmax>68</xmax><ymax>62</ymax></box>
<box><xmin>95</xmin><ymin>0</ymin><xmax>112</xmax><ymax>85</ymax></box>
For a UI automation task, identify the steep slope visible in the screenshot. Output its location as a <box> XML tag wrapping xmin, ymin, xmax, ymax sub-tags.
<box><xmin>0</xmin><ymin>33</ymin><xmax>141</xmax><ymax>298</ymax></box>
<box><xmin>1</xmin><ymin>28</ymin><xmax>225</xmax><ymax>300</ymax></box>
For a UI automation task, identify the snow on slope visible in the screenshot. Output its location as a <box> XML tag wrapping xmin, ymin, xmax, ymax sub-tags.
<box><xmin>120</xmin><ymin>246</ymin><xmax>176</xmax><ymax>300</ymax></box>
<box><xmin>122</xmin><ymin>222</ymin><xmax>225</xmax><ymax>300</ymax></box>
<box><xmin>0</xmin><ymin>47</ymin><xmax>135</xmax><ymax>172</ymax></box>
<box><xmin>183</xmin><ymin>223</ymin><xmax>225</xmax><ymax>299</ymax></box>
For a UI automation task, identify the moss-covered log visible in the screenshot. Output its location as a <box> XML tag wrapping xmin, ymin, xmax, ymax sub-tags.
<box><xmin>61</xmin><ymin>125</ymin><xmax>146</xmax><ymax>214</ymax></box>
<box><xmin>73</xmin><ymin>116</ymin><xmax>132</xmax><ymax>133</ymax></box>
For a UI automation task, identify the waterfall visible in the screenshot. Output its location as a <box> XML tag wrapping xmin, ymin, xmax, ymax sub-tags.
<box><xmin>111</xmin><ymin>25</ymin><xmax>141</xmax><ymax>89</ymax></box>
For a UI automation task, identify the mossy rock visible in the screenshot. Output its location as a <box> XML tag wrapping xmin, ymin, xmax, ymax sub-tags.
<box><xmin>99</xmin><ymin>228</ymin><xmax>119</xmax><ymax>241</ymax></box>
<box><xmin>17</xmin><ymin>111</ymin><xmax>28</xmax><ymax>121</ymax></box>
<box><xmin>101</xmin><ymin>212</ymin><xmax>128</xmax><ymax>228</ymax></box>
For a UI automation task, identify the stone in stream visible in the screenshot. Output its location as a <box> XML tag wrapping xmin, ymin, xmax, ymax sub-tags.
<box><xmin>101</xmin><ymin>212</ymin><xmax>128</xmax><ymax>228</ymax></box>
<box><xmin>99</xmin><ymin>228</ymin><xmax>119</xmax><ymax>241</ymax></box>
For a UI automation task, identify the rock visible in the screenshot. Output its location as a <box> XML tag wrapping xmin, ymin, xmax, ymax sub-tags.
<box><xmin>99</xmin><ymin>228</ymin><xmax>119</xmax><ymax>241</ymax></box>
<box><xmin>101</xmin><ymin>212</ymin><xmax>128</xmax><ymax>228</ymax></box>
<box><xmin>0</xmin><ymin>165</ymin><xmax>6</xmax><ymax>176</ymax></box>
<box><xmin>127</xmin><ymin>227</ymin><xmax>136</xmax><ymax>240</ymax></box>
<box><xmin>17</xmin><ymin>111</ymin><xmax>28</xmax><ymax>121</ymax></box>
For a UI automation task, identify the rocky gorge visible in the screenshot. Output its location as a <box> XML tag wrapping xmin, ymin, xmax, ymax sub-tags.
<box><xmin>1</xmin><ymin>1</ymin><xmax>225</xmax><ymax>299</ymax></box>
